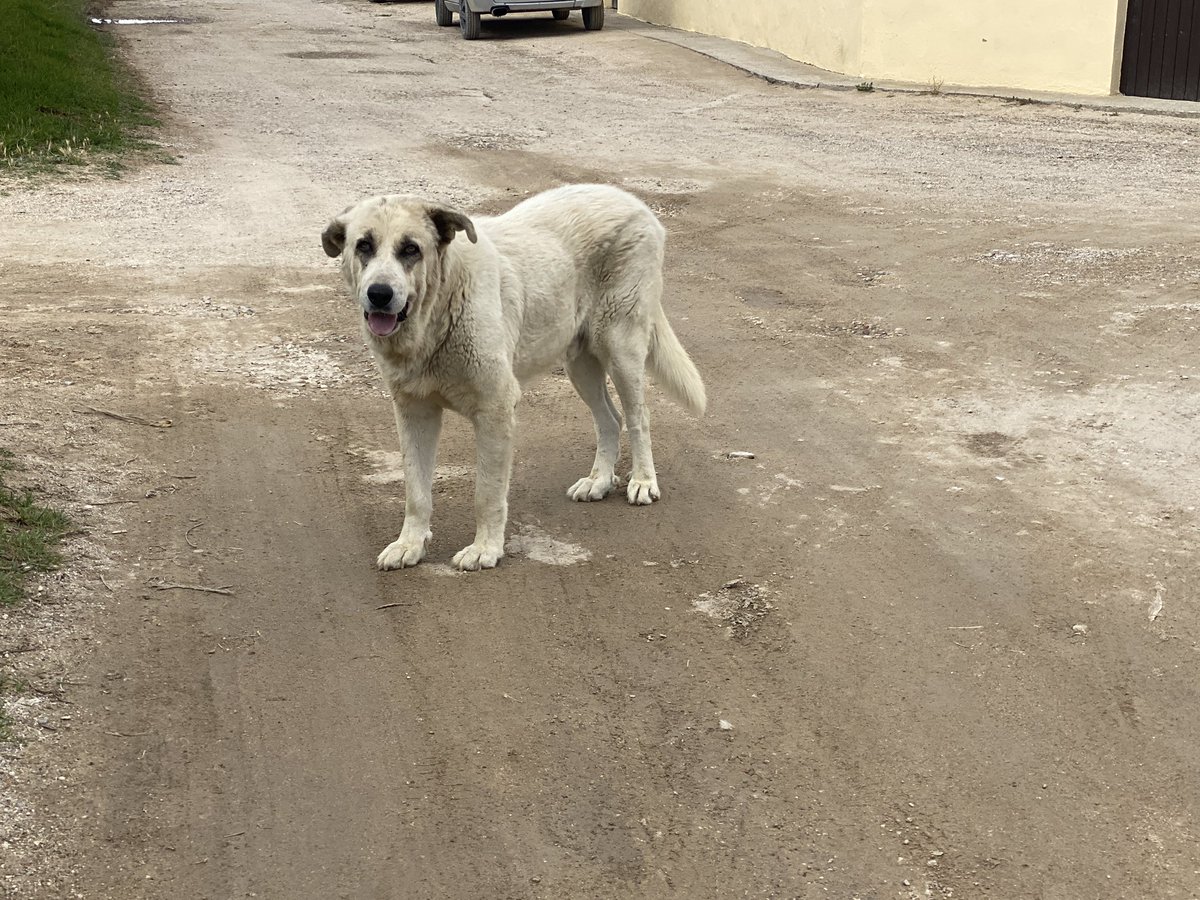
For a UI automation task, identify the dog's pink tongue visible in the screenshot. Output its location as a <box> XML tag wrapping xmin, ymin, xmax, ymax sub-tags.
<box><xmin>367</xmin><ymin>312</ymin><xmax>399</xmax><ymax>336</ymax></box>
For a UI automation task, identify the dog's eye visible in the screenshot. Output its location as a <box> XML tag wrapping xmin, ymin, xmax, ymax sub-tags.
<box><xmin>355</xmin><ymin>237</ymin><xmax>375</xmax><ymax>256</ymax></box>
<box><xmin>398</xmin><ymin>242</ymin><xmax>422</xmax><ymax>260</ymax></box>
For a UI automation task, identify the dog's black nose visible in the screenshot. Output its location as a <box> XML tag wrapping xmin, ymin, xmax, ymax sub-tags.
<box><xmin>366</xmin><ymin>284</ymin><xmax>394</xmax><ymax>308</ymax></box>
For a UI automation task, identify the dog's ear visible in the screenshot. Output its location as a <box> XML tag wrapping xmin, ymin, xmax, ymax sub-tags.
<box><xmin>428</xmin><ymin>204</ymin><xmax>478</xmax><ymax>246</ymax></box>
<box><xmin>322</xmin><ymin>206</ymin><xmax>354</xmax><ymax>258</ymax></box>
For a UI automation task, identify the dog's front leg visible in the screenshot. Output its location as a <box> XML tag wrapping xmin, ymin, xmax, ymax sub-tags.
<box><xmin>377</xmin><ymin>399</ymin><xmax>443</xmax><ymax>570</ymax></box>
<box><xmin>452</xmin><ymin>402</ymin><xmax>516</xmax><ymax>571</ymax></box>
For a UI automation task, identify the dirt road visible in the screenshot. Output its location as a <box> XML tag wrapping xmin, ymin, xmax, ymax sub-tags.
<box><xmin>3</xmin><ymin>1</ymin><xmax>1199</xmax><ymax>897</ymax></box>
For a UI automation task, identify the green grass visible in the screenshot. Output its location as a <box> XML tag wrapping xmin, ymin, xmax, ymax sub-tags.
<box><xmin>0</xmin><ymin>0</ymin><xmax>155</xmax><ymax>169</ymax></box>
<box><xmin>0</xmin><ymin>450</ymin><xmax>67</xmax><ymax>744</ymax></box>
<box><xmin>0</xmin><ymin>450</ymin><xmax>70</xmax><ymax>608</ymax></box>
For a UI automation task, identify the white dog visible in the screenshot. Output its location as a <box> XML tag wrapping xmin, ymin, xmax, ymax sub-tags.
<box><xmin>322</xmin><ymin>184</ymin><xmax>705</xmax><ymax>571</ymax></box>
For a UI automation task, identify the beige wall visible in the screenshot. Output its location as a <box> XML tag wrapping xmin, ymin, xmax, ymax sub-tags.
<box><xmin>621</xmin><ymin>0</ymin><xmax>1127</xmax><ymax>96</ymax></box>
<box><xmin>621</xmin><ymin>0</ymin><xmax>864</xmax><ymax>75</ymax></box>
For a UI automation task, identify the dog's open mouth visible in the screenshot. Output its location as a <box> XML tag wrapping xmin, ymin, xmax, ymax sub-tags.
<box><xmin>365</xmin><ymin>301</ymin><xmax>409</xmax><ymax>337</ymax></box>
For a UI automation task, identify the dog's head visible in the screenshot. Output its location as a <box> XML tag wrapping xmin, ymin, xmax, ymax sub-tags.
<box><xmin>321</xmin><ymin>195</ymin><xmax>477</xmax><ymax>339</ymax></box>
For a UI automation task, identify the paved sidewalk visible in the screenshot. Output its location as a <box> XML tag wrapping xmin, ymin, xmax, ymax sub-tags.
<box><xmin>612</xmin><ymin>11</ymin><xmax>1200</xmax><ymax>119</ymax></box>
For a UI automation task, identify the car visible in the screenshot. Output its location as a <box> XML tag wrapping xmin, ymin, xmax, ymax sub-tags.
<box><xmin>435</xmin><ymin>0</ymin><xmax>605</xmax><ymax>40</ymax></box>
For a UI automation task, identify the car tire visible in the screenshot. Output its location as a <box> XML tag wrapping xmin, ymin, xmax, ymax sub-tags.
<box><xmin>435</xmin><ymin>0</ymin><xmax>453</xmax><ymax>26</ymax></box>
<box><xmin>582</xmin><ymin>5</ymin><xmax>604</xmax><ymax>30</ymax></box>
<box><xmin>552</xmin><ymin>9</ymin><xmax>569</xmax><ymax>19</ymax></box>
<box><xmin>460</xmin><ymin>3</ymin><xmax>481</xmax><ymax>39</ymax></box>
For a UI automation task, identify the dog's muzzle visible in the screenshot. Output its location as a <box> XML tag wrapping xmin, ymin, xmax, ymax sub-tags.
<box><xmin>363</xmin><ymin>283</ymin><xmax>409</xmax><ymax>337</ymax></box>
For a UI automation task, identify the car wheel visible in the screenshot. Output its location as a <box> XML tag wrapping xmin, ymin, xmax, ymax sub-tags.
<box><xmin>460</xmin><ymin>3</ymin><xmax>481</xmax><ymax>39</ymax></box>
<box><xmin>435</xmin><ymin>0</ymin><xmax>453</xmax><ymax>26</ymax></box>
<box><xmin>552</xmin><ymin>9</ymin><xmax>569</xmax><ymax>19</ymax></box>
<box><xmin>582</xmin><ymin>5</ymin><xmax>604</xmax><ymax>30</ymax></box>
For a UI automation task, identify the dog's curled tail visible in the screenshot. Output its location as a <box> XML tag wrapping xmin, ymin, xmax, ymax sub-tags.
<box><xmin>648</xmin><ymin>314</ymin><xmax>707</xmax><ymax>417</ymax></box>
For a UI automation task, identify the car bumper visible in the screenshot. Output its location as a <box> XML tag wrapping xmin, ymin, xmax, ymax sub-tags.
<box><xmin>457</xmin><ymin>0</ymin><xmax>602</xmax><ymax>13</ymax></box>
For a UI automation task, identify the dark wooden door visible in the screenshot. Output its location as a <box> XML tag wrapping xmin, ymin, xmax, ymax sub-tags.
<box><xmin>1120</xmin><ymin>0</ymin><xmax>1200</xmax><ymax>101</ymax></box>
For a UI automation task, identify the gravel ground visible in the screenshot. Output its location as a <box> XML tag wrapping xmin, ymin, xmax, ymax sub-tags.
<box><xmin>2</xmin><ymin>2</ymin><xmax>1199</xmax><ymax>897</ymax></box>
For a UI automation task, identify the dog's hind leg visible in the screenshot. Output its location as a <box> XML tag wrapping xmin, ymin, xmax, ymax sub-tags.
<box><xmin>605</xmin><ymin>333</ymin><xmax>660</xmax><ymax>506</ymax></box>
<box><xmin>566</xmin><ymin>349</ymin><xmax>623</xmax><ymax>501</ymax></box>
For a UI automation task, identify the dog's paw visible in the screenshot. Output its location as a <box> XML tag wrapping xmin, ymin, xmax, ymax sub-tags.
<box><xmin>452</xmin><ymin>542</ymin><xmax>503</xmax><ymax>571</ymax></box>
<box><xmin>377</xmin><ymin>533</ymin><xmax>429</xmax><ymax>570</ymax></box>
<box><xmin>626</xmin><ymin>477</ymin><xmax>661</xmax><ymax>506</ymax></box>
<box><xmin>567</xmin><ymin>473</ymin><xmax>620</xmax><ymax>502</ymax></box>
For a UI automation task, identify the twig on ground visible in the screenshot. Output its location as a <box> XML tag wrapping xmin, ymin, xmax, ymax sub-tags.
<box><xmin>148</xmin><ymin>579</ymin><xmax>234</xmax><ymax>596</ymax></box>
<box><xmin>105</xmin><ymin>731</ymin><xmax>151</xmax><ymax>737</ymax></box>
<box><xmin>375</xmin><ymin>602</ymin><xmax>409</xmax><ymax>610</ymax></box>
<box><xmin>89</xmin><ymin>498</ymin><xmax>139</xmax><ymax>506</ymax></box>
<box><xmin>99</xmin><ymin>575</ymin><xmax>115</xmax><ymax>592</ymax></box>
<box><xmin>184</xmin><ymin>523</ymin><xmax>204</xmax><ymax>549</ymax></box>
<box><xmin>80</xmin><ymin>406</ymin><xmax>173</xmax><ymax>428</ymax></box>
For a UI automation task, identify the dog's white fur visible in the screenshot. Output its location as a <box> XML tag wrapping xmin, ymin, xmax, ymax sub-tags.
<box><xmin>323</xmin><ymin>184</ymin><xmax>705</xmax><ymax>571</ymax></box>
